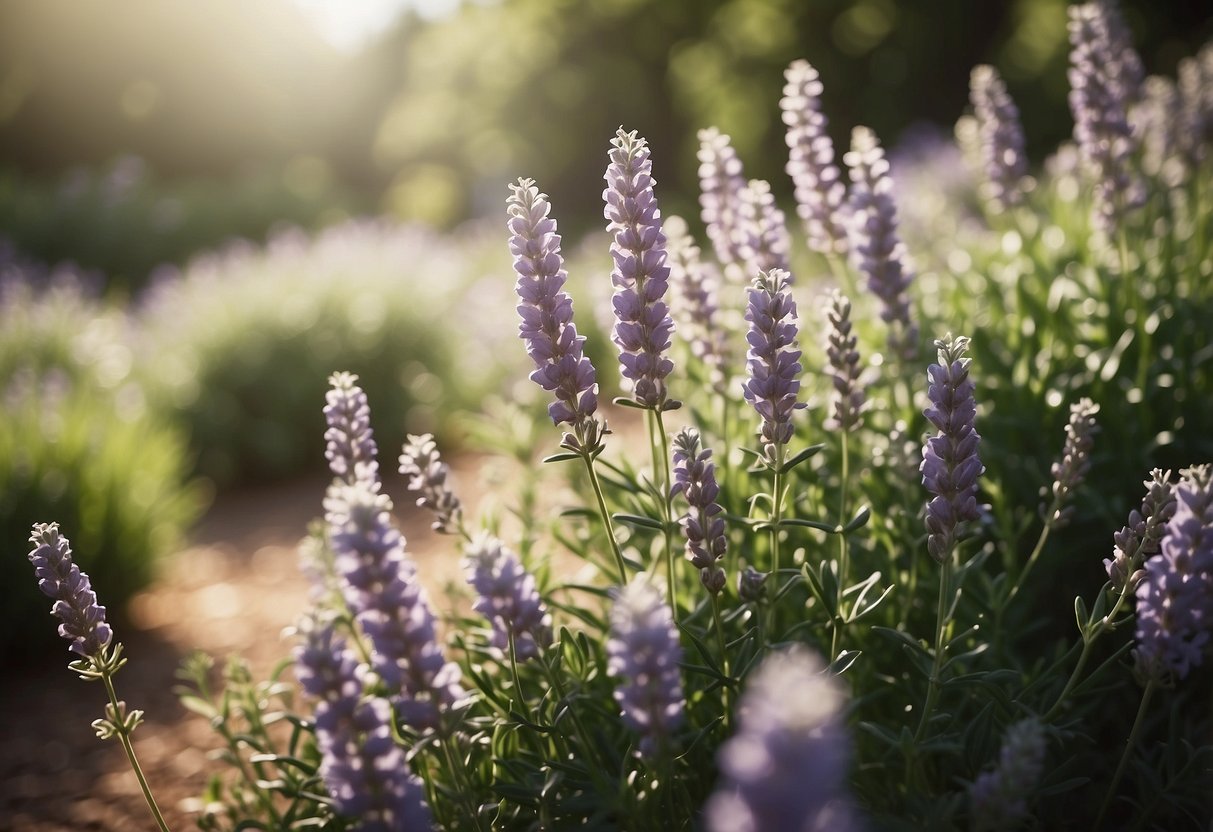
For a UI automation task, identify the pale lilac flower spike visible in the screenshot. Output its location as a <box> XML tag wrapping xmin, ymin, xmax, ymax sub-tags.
<box><xmin>737</xmin><ymin>178</ymin><xmax>792</xmax><ymax>279</ymax></box>
<box><xmin>824</xmin><ymin>290</ymin><xmax>866</xmax><ymax>433</ymax></box>
<box><xmin>1104</xmin><ymin>469</ymin><xmax>1176</xmax><ymax>594</ymax></box>
<box><xmin>399</xmin><ymin>433</ymin><xmax>462</xmax><ymax>534</ymax></box>
<box><xmin>969</xmin><ymin>65</ymin><xmax>1028</xmax><ymax>213</ymax></box>
<box><xmin>705</xmin><ymin>645</ymin><xmax>858</xmax><ymax>832</ymax></box>
<box><xmin>781</xmin><ymin>59</ymin><xmax>848</xmax><ymax>257</ymax></box>
<box><xmin>603</xmin><ymin>127</ymin><xmax>676</xmax><ymax>409</ymax></box>
<box><xmin>1134</xmin><ymin>465</ymin><xmax>1213</xmax><ymax>681</ymax></box>
<box><xmin>698</xmin><ymin>127</ymin><xmax>749</xmax><ymax>273</ymax></box>
<box><xmin>968</xmin><ymin>718</ymin><xmax>1046</xmax><ymax>832</ymax></box>
<box><xmin>671</xmin><ymin>427</ymin><xmax>728</xmax><ymax>595</ymax></box>
<box><xmin>324</xmin><ymin>371</ymin><xmax>379</xmax><ymax>486</ymax></box>
<box><xmin>507</xmin><ymin>178</ymin><xmax>600</xmax><ymax>441</ymax></box>
<box><xmin>743</xmin><ymin>268</ymin><xmax>806</xmax><ymax>462</ymax></box>
<box><xmin>607</xmin><ymin>576</ymin><xmax>685</xmax><ymax>758</ymax></box>
<box><xmin>1043</xmin><ymin>398</ymin><xmax>1099</xmax><ymax>529</ymax></box>
<box><xmin>664</xmin><ymin>214</ymin><xmax>728</xmax><ymax>394</ymax></box>
<box><xmin>462</xmin><ymin>532</ymin><xmax>552</xmax><ymax>661</ymax></box>
<box><xmin>921</xmin><ymin>335</ymin><xmax>983</xmax><ymax>563</ymax></box>
<box><xmin>27</xmin><ymin>522</ymin><xmax>113</xmax><ymax>659</ymax></box>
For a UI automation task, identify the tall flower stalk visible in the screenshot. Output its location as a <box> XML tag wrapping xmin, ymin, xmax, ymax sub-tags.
<box><xmin>664</xmin><ymin>214</ymin><xmax>728</xmax><ymax>395</ymax></box>
<box><xmin>697</xmin><ymin>127</ymin><xmax>749</xmax><ymax>277</ymax></box>
<box><xmin>399</xmin><ymin>432</ymin><xmax>464</xmax><ymax>536</ymax></box>
<box><xmin>736</xmin><ymin>178</ymin><xmax>792</xmax><ymax>280</ymax></box>
<box><xmin>969</xmin><ymin>64</ymin><xmax>1029</xmax><ymax>214</ymax></box>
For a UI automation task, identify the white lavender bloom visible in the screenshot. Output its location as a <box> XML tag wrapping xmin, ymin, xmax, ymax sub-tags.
<box><xmin>27</xmin><ymin>523</ymin><xmax>113</xmax><ymax>660</ymax></box>
<box><xmin>324</xmin><ymin>371</ymin><xmax>379</xmax><ymax>486</ymax></box>
<box><xmin>968</xmin><ymin>718</ymin><xmax>1046</xmax><ymax>832</ymax></box>
<box><xmin>294</xmin><ymin>621</ymin><xmax>431</xmax><ymax>830</ymax></box>
<box><xmin>671</xmin><ymin>427</ymin><xmax>727</xmax><ymax>595</ymax></box>
<box><xmin>823</xmin><ymin>290</ymin><xmax>866</xmax><ymax>433</ymax></box>
<box><xmin>462</xmin><ymin>532</ymin><xmax>552</xmax><ymax>661</ymax></box>
<box><xmin>737</xmin><ymin>178</ymin><xmax>792</xmax><ymax>279</ymax></box>
<box><xmin>665</xmin><ymin>214</ymin><xmax>728</xmax><ymax>394</ymax></box>
<box><xmin>1043</xmin><ymin>398</ymin><xmax>1099</xmax><ymax>529</ymax></box>
<box><xmin>399</xmin><ymin>433</ymin><xmax>462</xmax><ymax>534</ymax></box>
<box><xmin>698</xmin><ymin>127</ymin><xmax>749</xmax><ymax>273</ymax></box>
<box><xmin>845</xmin><ymin>126</ymin><xmax>917</xmax><ymax>363</ymax></box>
<box><xmin>1105</xmin><ymin>469</ymin><xmax>1177</xmax><ymax>594</ymax></box>
<box><xmin>603</xmin><ymin>127</ymin><xmax>676</xmax><ymax>409</ymax></box>
<box><xmin>969</xmin><ymin>65</ymin><xmax>1028</xmax><ymax>212</ymax></box>
<box><xmin>607</xmin><ymin>576</ymin><xmax>684</xmax><ymax>758</ymax></box>
<box><xmin>325</xmin><ymin>478</ymin><xmax>465</xmax><ymax>729</ymax></box>
<box><xmin>781</xmin><ymin>59</ymin><xmax>848</xmax><ymax>257</ymax></box>
<box><xmin>705</xmin><ymin>645</ymin><xmax>858</xmax><ymax>832</ymax></box>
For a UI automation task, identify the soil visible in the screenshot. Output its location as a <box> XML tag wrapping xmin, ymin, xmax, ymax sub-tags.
<box><xmin>0</xmin><ymin>458</ymin><xmax>496</xmax><ymax>832</ymax></box>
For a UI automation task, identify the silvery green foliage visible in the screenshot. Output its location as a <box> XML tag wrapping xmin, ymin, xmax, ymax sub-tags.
<box><xmin>324</xmin><ymin>477</ymin><xmax>464</xmax><ymax>729</ymax></box>
<box><xmin>294</xmin><ymin>620</ymin><xmax>432</xmax><ymax>830</ymax></box>
<box><xmin>399</xmin><ymin>432</ymin><xmax>462</xmax><ymax>534</ymax></box>
<box><xmin>664</xmin><ymin>214</ymin><xmax>728</xmax><ymax>394</ymax></box>
<box><xmin>324</xmin><ymin>371</ymin><xmax>380</xmax><ymax>486</ymax></box>
<box><xmin>968</xmin><ymin>65</ymin><xmax>1028</xmax><ymax>213</ymax></box>
<box><xmin>671</xmin><ymin>426</ymin><xmax>727</xmax><ymax>595</ymax></box>
<box><xmin>1043</xmin><ymin>398</ymin><xmax>1099</xmax><ymax>529</ymax></box>
<box><xmin>1134</xmin><ymin>465</ymin><xmax>1213</xmax><ymax>680</ymax></box>
<box><xmin>697</xmin><ymin>127</ymin><xmax>749</xmax><ymax>274</ymax></box>
<box><xmin>603</xmin><ymin>127</ymin><xmax>676</xmax><ymax>409</ymax></box>
<box><xmin>1105</xmin><ymin>469</ymin><xmax>1176</xmax><ymax>593</ymax></box>
<box><xmin>736</xmin><ymin>178</ymin><xmax>792</xmax><ymax>280</ymax></box>
<box><xmin>921</xmin><ymin>335</ymin><xmax>983</xmax><ymax>562</ymax></box>
<box><xmin>845</xmin><ymin>126</ymin><xmax>918</xmax><ymax>363</ymax></box>
<box><xmin>1067</xmin><ymin>1</ymin><xmax>1145</xmax><ymax>235</ymax></box>
<box><xmin>462</xmin><ymin>531</ymin><xmax>552</xmax><ymax>661</ymax></box>
<box><xmin>507</xmin><ymin>178</ymin><xmax>600</xmax><ymax>434</ymax></box>
<box><xmin>781</xmin><ymin>59</ymin><xmax>848</xmax><ymax>257</ymax></box>
<box><xmin>823</xmin><ymin>290</ymin><xmax>865</xmax><ymax>433</ymax></box>
<box><xmin>607</xmin><ymin>576</ymin><xmax>684</xmax><ymax>758</ymax></box>
<box><xmin>705</xmin><ymin>646</ymin><xmax>857</xmax><ymax>832</ymax></box>
<box><xmin>27</xmin><ymin>522</ymin><xmax>112</xmax><ymax>659</ymax></box>
<box><xmin>742</xmin><ymin>268</ymin><xmax>806</xmax><ymax>460</ymax></box>
<box><xmin>968</xmin><ymin>719</ymin><xmax>1046</xmax><ymax>832</ymax></box>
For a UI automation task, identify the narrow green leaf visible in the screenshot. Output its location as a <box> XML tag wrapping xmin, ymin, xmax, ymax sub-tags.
<box><xmin>542</xmin><ymin>452</ymin><xmax>580</xmax><ymax>464</ymax></box>
<box><xmin>612</xmin><ymin>513</ymin><xmax>665</xmax><ymax>531</ymax></box>
<box><xmin>611</xmin><ymin>396</ymin><xmax>650</xmax><ymax>410</ymax></box>
<box><xmin>779</xmin><ymin>443</ymin><xmax>825</xmax><ymax>473</ymax></box>
<box><xmin>778</xmin><ymin>517</ymin><xmax>840</xmax><ymax>533</ymax></box>
<box><xmin>843</xmin><ymin>504</ymin><xmax>872</xmax><ymax>533</ymax></box>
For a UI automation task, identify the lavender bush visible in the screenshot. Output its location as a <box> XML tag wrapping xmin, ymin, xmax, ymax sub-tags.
<box><xmin>22</xmin><ymin>14</ymin><xmax>1213</xmax><ymax>832</ymax></box>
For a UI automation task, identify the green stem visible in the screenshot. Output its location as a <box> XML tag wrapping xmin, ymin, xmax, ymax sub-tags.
<box><xmin>711</xmin><ymin>595</ymin><xmax>732</xmax><ymax>730</ymax></box>
<box><xmin>1004</xmin><ymin>501</ymin><xmax>1059</xmax><ymax>609</ymax></box>
<box><xmin>581</xmin><ymin>452</ymin><xmax>628</xmax><ymax>585</ymax></box>
<box><xmin>102</xmin><ymin>672</ymin><xmax>171</xmax><ymax>832</ymax></box>
<box><xmin>914</xmin><ymin>555</ymin><xmax>953</xmax><ymax>742</ymax></box>
<box><xmin>441</xmin><ymin>734</ymin><xmax>485</xmax><ymax>832</ymax></box>
<box><xmin>540</xmin><ymin>655</ymin><xmax>611</xmax><ymax>787</ymax></box>
<box><xmin>1096</xmin><ymin>679</ymin><xmax>1157</xmax><ymax>829</ymax></box>
<box><xmin>765</xmin><ymin>446</ymin><xmax>787</xmax><ymax>643</ymax></box>
<box><xmin>832</xmin><ymin>430</ymin><xmax>851</xmax><ymax>660</ymax></box>
<box><xmin>654</xmin><ymin>410</ymin><xmax>678</xmax><ymax>622</ymax></box>
<box><xmin>1043</xmin><ymin>585</ymin><xmax>1133</xmax><ymax>721</ymax></box>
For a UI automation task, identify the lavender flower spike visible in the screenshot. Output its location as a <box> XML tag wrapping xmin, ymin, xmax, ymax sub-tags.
<box><xmin>921</xmin><ymin>334</ymin><xmax>983</xmax><ymax>563</ymax></box>
<box><xmin>325</xmin><ymin>478</ymin><xmax>465</xmax><ymax>729</ymax></box>
<box><xmin>845</xmin><ymin>126</ymin><xmax>918</xmax><ymax>362</ymax></box>
<box><xmin>462</xmin><ymin>531</ymin><xmax>552</xmax><ymax>660</ymax></box>
<box><xmin>671</xmin><ymin>427</ymin><xmax>727</xmax><ymax>595</ymax></box>
<box><xmin>823</xmin><ymin>290</ymin><xmax>866</xmax><ymax>433</ymax></box>
<box><xmin>968</xmin><ymin>718</ymin><xmax>1047</xmax><ymax>832</ymax></box>
<box><xmin>399</xmin><ymin>433</ymin><xmax>462</xmax><ymax>534</ymax></box>
<box><xmin>736</xmin><ymin>178</ymin><xmax>792</xmax><ymax>279</ymax></box>
<box><xmin>697</xmin><ymin>127</ymin><xmax>749</xmax><ymax>274</ymax></box>
<box><xmin>664</xmin><ymin>214</ymin><xmax>728</xmax><ymax>394</ymax></box>
<box><xmin>295</xmin><ymin>620</ymin><xmax>431</xmax><ymax>830</ymax></box>
<box><xmin>324</xmin><ymin>371</ymin><xmax>379</xmax><ymax>486</ymax></box>
<box><xmin>607</xmin><ymin>575</ymin><xmax>685</xmax><ymax>758</ymax></box>
<box><xmin>969</xmin><ymin>65</ymin><xmax>1028</xmax><ymax>213</ymax></box>
<box><xmin>1105</xmin><ymin>469</ymin><xmax>1176</xmax><ymax>594</ymax></box>
<box><xmin>1134</xmin><ymin>465</ymin><xmax>1213</xmax><ymax>681</ymax></box>
<box><xmin>742</xmin><ymin>268</ymin><xmax>806</xmax><ymax>462</ymax></box>
<box><xmin>603</xmin><ymin>127</ymin><xmax>676</xmax><ymax>409</ymax></box>
<box><xmin>705</xmin><ymin>645</ymin><xmax>858</xmax><ymax>832</ymax></box>
<box><xmin>28</xmin><ymin>522</ymin><xmax>113</xmax><ymax>659</ymax></box>
<box><xmin>781</xmin><ymin>59</ymin><xmax>848</xmax><ymax>257</ymax></box>
<box><xmin>1043</xmin><ymin>398</ymin><xmax>1099</xmax><ymax>529</ymax></box>
<box><xmin>507</xmin><ymin>178</ymin><xmax>600</xmax><ymax>437</ymax></box>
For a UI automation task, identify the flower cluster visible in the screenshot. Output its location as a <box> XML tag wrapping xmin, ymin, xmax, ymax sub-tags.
<box><xmin>607</xmin><ymin>576</ymin><xmax>684</xmax><ymax>758</ymax></box>
<box><xmin>27</xmin><ymin>522</ymin><xmax>113</xmax><ymax>660</ymax></box>
<box><xmin>398</xmin><ymin>433</ymin><xmax>462</xmax><ymax>534</ymax></box>
<box><xmin>664</xmin><ymin>214</ymin><xmax>728</xmax><ymax>394</ymax></box>
<box><xmin>603</xmin><ymin>127</ymin><xmax>676</xmax><ymax>409</ymax></box>
<box><xmin>1105</xmin><ymin>469</ymin><xmax>1177</xmax><ymax>593</ymax></box>
<box><xmin>697</xmin><ymin>127</ymin><xmax>748</xmax><ymax>274</ymax></box>
<box><xmin>781</xmin><ymin>58</ymin><xmax>848</xmax><ymax>257</ymax></box>
<box><xmin>823</xmin><ymin>290</ymin><xmax>865</xmax><ymax>433</ymax></box>
<box><xmin>705</xmin><ymin>646</ymin><xmax>857</xmax><ymax>832</ymax></box>
<box><xmin>742</xmin><ymin>268</ymin><xmax>805</xmax><ymax>460</ymax></box>
<box><xmin>324</xmin><ymin>371</ymin><xmax>380</xmax><ymax>486</ymax></box>
<box><xmin>1134</xmin><ymin>465</ymin><xmax>1213</xmax><ymax>681</ymax></box>
<box><xmin>969</xmin><ymin>64</ymin><xmax>1028</xmax><ymax>212</ymax></box>
<box><xmin>671</xmin><ymin>427</ymin><xmax>727</xmax><ymax>595</ymax></box>
<box><xmin>462</xmin><ymin>532</ymin><xmax>552</xmax><ymax>661</ymax></box>
<box><xmin>736</xmin><ymin>178</ymin><xmax>791</xmax><ymax>279</ymax></box>
<box><xmin>921</xmin><ymin>335</ymin><xmax>983</xmax><ymax>562</ymax></box>
<box><xmin>1043</xmin><ymin>397</ymin><xmax>1100</xmax><ymax>529</ymax></box>
<box><xmin>968</xmin><ymin>718</ymin><xmax>1047</xmax><ymax>832</ymax></box>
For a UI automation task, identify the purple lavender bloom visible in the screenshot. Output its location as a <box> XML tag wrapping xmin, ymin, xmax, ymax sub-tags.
<box><xmin>462</xmin><ymin>532</ymin><xmax>552</xmax><ymax>661</ymax></box>
<box><xmin>1177</xmin><ymin>44</ymin><xmax>1213</xmax><ymax>165</ymax></box>
<box><xmin>736</xmin><ymin>178</ymin><xmax>792</xmax><ymax>280</ymax></box>
<box><xmin>968</xmin><ymin>718</ymin><xmax>1046</xmax><ymax>832</ymax></box>
<box><xmin>781</xmin><ymin>59</ymin><xmax>849</xmax><ymax>257</ymax></box>
<box><xmin>27</xmin><ymin>523</ymin><xmax>113</xmax><ymax>660</ymax></box>
<box><xmin>1134</xmin><ymin>465</ymin><xmax>1213</xmax><ymax>681</ymax></box>
<box><xmin>698</xmin><ymin>127</ymin><xmax>749</xmax><ymax>274</ymax></box>
<box><xmin>324</xmin><ymin>372</ymin><xmax>379</xmax><ymax>486</ymax></box>
<box><xmin>1106</xmin><ymin>470</ymin><xmax>1177</xmax><ymax>593</ymax></box>
<box><xmin>1097</xmin><ymin>0</ymin><xmax>1145</xmax><ymax>100</ymax></box>
<box><xmin>325</xmin><ymin>478</ymin><xmax>465</xmax><ymax>729</ymax></box>
<box><xmin>664</xmin><ymin>214</ymin><xmax>728</xmax><ymax>394</ymax></box>
<box><xmin>507</xmin><ymin>178</ymin><xmax>600</xmax><ymax>433</ymax></box>
<box><xmin>742</xmin><ymin>268</ymin><xmax>806</xmax><ymax>461</ymax></box>
<box><xmin>921</xmin><ymin>335</ymin><xmax>983</xmax><ymax>563</ymax></box>
<box><xmin>969</xmin><ymin>65</ymin><xmax>1028</xmax><ymax>213</ymax></box>
<box><xmin>737</xmin><ymin>566</ymin><xmax>770</xmax><ymax>603</ymax></box>
<box><xmin>607</xmin><ymin>576</ymin><xmax>684</xmax><ymax>758</ymax></box>
<box><xmin>823</xmin><ymin>290</ymin><xmax>866</xmax><ymax>433</ymax></box>
<box><xmin>604</xmin><ymin>127</ymin><xmax>676</xmax><ymax>408</ymax></box>
<box><xmin>1043</xmin><ymin>398</ymin><xmax>1099</xmax><ymax>529</ymax></box>
<box><xmin>845</xmin><ymin>126</ymin><xmax>918</xmax><ymax>363</ymax></box>
<box><xmin>399</xmin><ymin>433</ymin><xmax>462</xmax><ymax>535</ymax></box>
<box><xmin>1068</xmin><ymin>1</ymin><xmax>1145</xmax><ymax>234</ymax></box>
<box><xmin>294</xmin><ymin>621</ymin><xmax>432</xmax><ymax>830</ymax></box>
<box><xmin>1131</xmin><ymin>76</ymin><xmax>1186</xmax><ymax>186</ymax></box>
<box><xmin>705</xmin><ymin>645</ymin><xmax>858</xmax><ymax>832</ymax></box>
<box><xmin>671</xmin><ymin>427</ymin><xmax>727</xmax><ymax>595</ymax></box>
